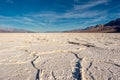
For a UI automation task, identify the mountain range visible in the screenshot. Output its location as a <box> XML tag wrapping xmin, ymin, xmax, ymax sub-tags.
<box><xmin>0</xmin><ymin>18</ymin><xmax>120</xmax><ymax>33</ymax></box>
<box><xmin>0</xmin><ymin>28</ymin><xmax>34</xmax><ymax>33</ymax></box>
<box><xmin>64</xmin><ymin>18</ymin><xmax>120</xmax><ymax>33</ymax></box>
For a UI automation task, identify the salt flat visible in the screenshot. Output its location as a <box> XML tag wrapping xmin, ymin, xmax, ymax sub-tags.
<box><xmin>0</xmin><ymin>33</ymin><xmax>120</xmax><ymax>80</ymax></box>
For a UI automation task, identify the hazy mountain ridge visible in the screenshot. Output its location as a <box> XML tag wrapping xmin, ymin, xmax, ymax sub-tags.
<box><xmin>64</xmin><ymin>18</ymin><xmax>120</xmax><ymax>33</ymax></box>
<box><xmin>0</xmin><ymin>28</ymin><xmax>34</xmax><ymax>33</ymax></box>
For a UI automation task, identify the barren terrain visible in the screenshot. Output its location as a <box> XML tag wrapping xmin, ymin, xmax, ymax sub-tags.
<box><xmin>0</xmin><ymin>33</ymin><xmax>120</xmax><ymax>80</ymax></box>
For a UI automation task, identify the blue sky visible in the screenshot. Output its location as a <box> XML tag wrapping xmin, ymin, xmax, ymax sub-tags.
<box><xmin>0</xmin><ymin>0</ymin><xmax>120</xmax><ymax>32</ymax></box>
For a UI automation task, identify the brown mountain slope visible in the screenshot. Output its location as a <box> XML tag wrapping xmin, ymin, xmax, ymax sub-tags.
<box><xmin>64</xmin><ymin>18</ymin><xmax>120</xmax><ymax>33</ymax></box>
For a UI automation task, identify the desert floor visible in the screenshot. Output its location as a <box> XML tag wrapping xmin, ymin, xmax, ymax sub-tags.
<box><xmin>0</xmin><ymin>33</ymin><xmax>120</xmax><ymax>80</ymax></box>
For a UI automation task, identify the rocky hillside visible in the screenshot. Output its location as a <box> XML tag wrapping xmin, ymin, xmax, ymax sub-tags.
<box><xmin>64</xmin><ymin>18</ymin><xmax>120</xmax><ymax>33</ymax></box>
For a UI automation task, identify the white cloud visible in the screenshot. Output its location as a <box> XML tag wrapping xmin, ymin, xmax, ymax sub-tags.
<box><xmin>22</xmin><ymin>17</ymin><xmax>33</xmax><ymax>22</ymax></box>
<box><xmin>28</xmin><ymin>0</ymin><xmax>109</xmax><ymax>22</ymax></box>
<box><xmin>30</xmin><ymin>8</ymin><xmax>106</xmax><ymax>18</ymax></box>
<box><xmin>74</xmin><ymin>0</ymin><xmax>109</xmax><ymax>10</ymax></box>
<box><xmin>0</xmin><ymin>15</ymin><xmax>46</xmax><ymax>29</ymax></box>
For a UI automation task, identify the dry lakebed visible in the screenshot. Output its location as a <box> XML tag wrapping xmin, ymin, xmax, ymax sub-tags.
<box><xmin>0</xmin><ymin>33</ymin><xmax>120</xmax><ymax>80</ymax></box>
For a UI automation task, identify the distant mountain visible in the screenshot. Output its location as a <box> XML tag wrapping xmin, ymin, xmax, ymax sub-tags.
<box><xmin>64</xmin><ymin>18</ymin><xmax>120</xmax><ymax>33</ymax></box>
<box><xmin>0</xmin><ymin>28</ymin><xmax>35</xmax><ymax>33</ymax></box>
<box><xmin>45</xmin><ymin>31</ymin><xmax>62</xmax><ymax>33</ymax></box>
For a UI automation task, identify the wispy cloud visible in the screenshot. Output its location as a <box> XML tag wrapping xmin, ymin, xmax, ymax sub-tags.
<box><xmin>74</xmin><ymin>0</ymin><xmax>109</xmax><ymax>10</ymax></box>
<box><xmin>29</xmin><ymin>9</ymin><xmax>107</xmax><ymax>21</ymax></box>
<box><xmin>0</xmin><ymin>15</ymin><xmax>46</xmax><ymax>31</ymax></box>
<box><xmin>80</xmin><ymin>16</ymin><xmax>108</xmax><ymax>26</ymax></box>
<box><xmin>29</xmin><ymin>0</ymin><xmax>109</xmax><ymax>20</ymax></box>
